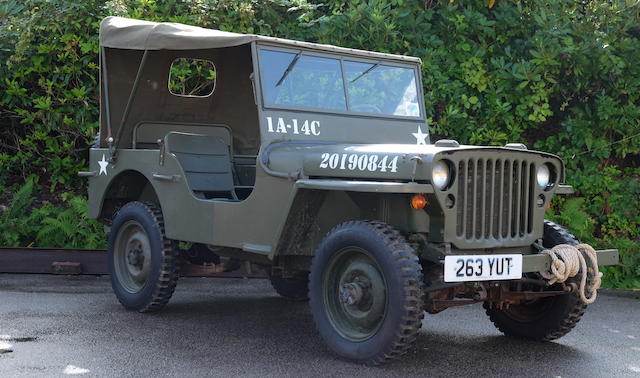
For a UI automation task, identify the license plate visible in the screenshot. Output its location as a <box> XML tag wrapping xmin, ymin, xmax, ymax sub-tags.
<box><xmin>444</xmin><ymin>254</ymin><xmax>522</xmax><ymax>282</ymax></box>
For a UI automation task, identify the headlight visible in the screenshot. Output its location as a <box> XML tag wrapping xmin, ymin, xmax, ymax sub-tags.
<box><xmin>537</xmin><ymin>164</ymin><xmax>550</xmax><ymax>189</ymax></box>
<box><xmin>432</xmin><ymin>160</ymin><xmax>451</xmax><ymax>190</ymax></box>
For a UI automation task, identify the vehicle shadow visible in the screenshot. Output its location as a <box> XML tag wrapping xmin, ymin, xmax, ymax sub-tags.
<box><xmin>398</xmin><ymin>332</ymin><xmax>584</xmax><ymax>376</ymax></box>
<box><xmin>129</xmin><ymin>288</ymin><xmax>586</xmax><ymax>377</ymax></box>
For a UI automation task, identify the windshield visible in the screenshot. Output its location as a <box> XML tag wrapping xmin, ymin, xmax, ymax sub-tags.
<box><xmin>260</xmin><ymin>50</ymin><xmax>346</xmax><ymax>111</ymax></box>
<box><xmin>259</xmin><ymin>49</ymin><xmax>421</xmax><ymax>118</ymax></box>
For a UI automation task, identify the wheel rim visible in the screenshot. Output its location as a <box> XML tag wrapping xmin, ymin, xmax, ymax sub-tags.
<box><xmin>113</xmin><ymin>220</ymin><xmax>152</xmax><ymax>293</ymax></box>
<box><xmin>322</xmin><ymin>247</ymin><xmax>388</xmax><ymax>342</ymax></box>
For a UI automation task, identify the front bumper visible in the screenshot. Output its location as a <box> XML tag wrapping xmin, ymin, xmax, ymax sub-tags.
<box><xmin>523</xmin><ymin>248</ymin><xmax>619</xmax><ymax>273</ymax></box>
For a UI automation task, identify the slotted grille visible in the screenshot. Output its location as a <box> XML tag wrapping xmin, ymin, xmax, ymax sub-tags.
<box><xmin>455</xmin><ymin>158</ymin><xmax>535</xmax><ymax>240</ymax></box>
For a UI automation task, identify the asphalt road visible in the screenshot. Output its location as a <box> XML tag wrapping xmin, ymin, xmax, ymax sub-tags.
<box><xmin>0</xmin><ymin>274</ymin><xmax>638</xmax><ymax>377</ymax></box>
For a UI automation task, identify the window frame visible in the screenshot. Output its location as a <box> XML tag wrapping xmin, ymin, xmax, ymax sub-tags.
<box><xmin>167</xmin><ymin>57</ymin><xmax>217</xmax><ymax>98</ymax></box>
<box><xmin>256</xmin><ymin>44</ymin><xmax>425</xmax><ymax>121</ymax></box>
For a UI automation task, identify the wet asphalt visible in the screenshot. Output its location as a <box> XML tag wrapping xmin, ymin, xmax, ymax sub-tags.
<box><xmin>0</xmin><ymin>274</ymin><xmax>639</xmax><ymax>377</ymax></box>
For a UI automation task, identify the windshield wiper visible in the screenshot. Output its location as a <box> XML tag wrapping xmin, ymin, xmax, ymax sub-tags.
<box><xmin>276</xmin><ymin>52</ymin><xmax>301</xmax><ymax>87</ymax></box>
<box><xmin>350</xmin><ymin>63</ymin><xmax>380</xmax><ymax>83</ymax></box>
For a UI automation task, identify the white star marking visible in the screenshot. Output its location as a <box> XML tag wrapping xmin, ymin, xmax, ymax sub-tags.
<box><xmin>412</xmin><ymin>126</ymin><xmax>428</xmax><ymax>145</ymax></box>
<box><xmin>98</xmin><ymin>154</ymin><xmax>109</xmax><ymax>176</ymax></box>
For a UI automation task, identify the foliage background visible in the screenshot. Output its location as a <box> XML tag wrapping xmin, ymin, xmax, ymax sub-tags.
<box><xmin>0</xmin><ymin>0</ymin><xmax>638</xmax><ymax>288</ymax></box>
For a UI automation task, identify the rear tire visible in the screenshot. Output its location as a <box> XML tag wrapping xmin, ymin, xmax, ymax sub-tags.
<box><xmin>484</xmin><ymin>220</ymin><xmax>587</xmax><ymax>341</ymax></box>
<box><xmin>309</xmin><ymin>220</ymin><xmax>424</xmax><ymax>365</ymax></box>
<box><xmin>107</xmin><ymin>201</ymin><xmax>179</xmax><ymax>313</ymax></box>
<box><xmin>269</xmin><ymin>272</ymin><xmax>309</xmax><ymax>301</ymax></box>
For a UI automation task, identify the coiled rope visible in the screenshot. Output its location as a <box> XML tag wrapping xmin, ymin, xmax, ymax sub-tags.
<box><xmin>538</xmin><ymin>244</ymin><xmax>602</xmax><ymax>304</ymax></box>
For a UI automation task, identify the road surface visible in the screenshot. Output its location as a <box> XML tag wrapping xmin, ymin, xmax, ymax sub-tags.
<box><xmin>0</xmin><ymin>274</ymin><xmax>638</xmax><ymax>377</ymax></box>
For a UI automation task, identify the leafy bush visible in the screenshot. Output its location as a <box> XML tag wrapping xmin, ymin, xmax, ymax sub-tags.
<box><xmin>0</xmin><ymin>178</ymin><xmax>105</xmax><ymax>249</ymax></box>
<box><xmin>0</xmin><ymin>177</ymin><xmax>38</xmax><ymax>247</ymax></box>
<box><xmin>0</xmin><ymin>0</ymin><xmax>637</xmax><ymax>288</ymax></box>
<box><xmin>0</xmin><ymin>0</ymin><xmax>102</xmax><ymax>190</ymax></box>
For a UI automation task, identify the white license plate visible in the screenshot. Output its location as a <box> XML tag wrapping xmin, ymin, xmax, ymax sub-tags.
<box><xmin>444</xmin><ymin>254</ymin><xmax>522</xmax><ymax>282</ymax></box>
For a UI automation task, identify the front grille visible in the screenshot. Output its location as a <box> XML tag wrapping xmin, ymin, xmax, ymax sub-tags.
<box><xmin>455</xmin><ymin>158</ymin><xmax>535</xmax><ymax>240</ymax></box>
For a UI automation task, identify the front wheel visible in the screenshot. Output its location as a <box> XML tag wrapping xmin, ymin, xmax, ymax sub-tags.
<box><xmin>309</xmin><ymin>221</ymin><xmax>425</xmax><ymax>365</ymax></box>
<box><xmin>107</xmin><ymin>201</ymin><xmax>179</xmax><ymax>313</ymax></box>
<box><xmin>484</xmin><ymin>220</ymin><xmax>586</xmax><ymax>341</ymax></box>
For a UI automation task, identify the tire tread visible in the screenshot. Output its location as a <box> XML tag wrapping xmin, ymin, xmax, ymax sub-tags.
<box><xmin>310</xmin><ymin>220</ymin><xmax>425</xmax><ymax>365</ymax></box>
<box><xmin>111</xmin><ymin>201</ymin><xmax>179</xmax><ymax>313</ymax></box>
<box><xmin>484</xmin><ymin>220</ymin><xmax>586</xmax><ymax>341</ymax></box>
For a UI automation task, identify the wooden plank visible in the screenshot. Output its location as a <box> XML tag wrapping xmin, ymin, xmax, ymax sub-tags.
<box><xmin>0</xmin><ymin>247</ymin><xmax>107</xmax><ymax>274</ymax></box>
<box><xmin>0</xmin><ymin>247</ymin><xmax>266</xmax><ymax>278</ymax></box>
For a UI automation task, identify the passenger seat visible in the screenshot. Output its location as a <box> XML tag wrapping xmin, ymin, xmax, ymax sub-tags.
<box><xmin>164</xmin><ymin>132</ymin><xmax>238</xmax><ymax>200</ymax></box>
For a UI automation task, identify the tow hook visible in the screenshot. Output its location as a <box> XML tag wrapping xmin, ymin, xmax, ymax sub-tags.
<box><xmin>564</xmin><ymin>282</ymin><xmax>579</xmax><ymax>293</ymax></box>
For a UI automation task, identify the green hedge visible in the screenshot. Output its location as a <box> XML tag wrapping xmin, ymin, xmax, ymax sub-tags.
<box><xmin>0</xmin><ymin>0</ymin><xmax>638</xmax><ymax>288</ymax></box>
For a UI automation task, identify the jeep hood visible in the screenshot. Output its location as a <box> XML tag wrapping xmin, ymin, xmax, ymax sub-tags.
<box><xmin>262</xmin><ymin>142</ymin><xmax>564</xmax><ymax>184</ymax></box>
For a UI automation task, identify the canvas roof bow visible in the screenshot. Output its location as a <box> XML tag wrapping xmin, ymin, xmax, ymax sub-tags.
<box><xmin>99</xmin><ymin>17</ymin><xmax>422</xmax><ymax>64</ymax></box>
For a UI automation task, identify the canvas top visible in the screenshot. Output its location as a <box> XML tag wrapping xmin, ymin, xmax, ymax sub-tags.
<box><xmin>99</xmin><ymin>17</ymin><xmax>422</xmax><ymax>64</ymax></box>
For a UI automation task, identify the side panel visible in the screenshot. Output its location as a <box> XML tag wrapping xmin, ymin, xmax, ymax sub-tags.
<box><xmin>88</xmin><ymin>148</ymin><xmax>294</xmax><ymax>255</ymax></box>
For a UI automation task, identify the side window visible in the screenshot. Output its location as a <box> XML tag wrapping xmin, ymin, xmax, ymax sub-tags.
<box><xmin>168</xmin><ymin>58</ymin><xmax>216</xmax><ymax>97</ymax></box>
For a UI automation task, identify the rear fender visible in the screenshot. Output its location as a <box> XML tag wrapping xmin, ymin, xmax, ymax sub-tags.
<box><xmin>95</xmin><ymin>169</ymin><xmax>159</xmax><ymax>222</ymax></box>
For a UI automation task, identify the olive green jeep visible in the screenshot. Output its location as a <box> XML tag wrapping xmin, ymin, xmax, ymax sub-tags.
<box><xmin>82</xmin><ymin>17</ymin><xmax>618</xmax><ymax>365</ymax></box>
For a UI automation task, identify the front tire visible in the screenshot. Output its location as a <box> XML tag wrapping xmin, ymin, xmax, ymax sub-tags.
<box><xmin>309</xmin><ymin>221</ymin><xmax>424</xmax><ymax>365</ymax></box>
<box><xmin>107</xmin><ymin>201</ymin><xmax>179</xmax><ymax>313</ymax></box>
<box><xmin>484</xmin><ymin>220</ymin><xmax>587</xmax><ymax>341</ymax></box>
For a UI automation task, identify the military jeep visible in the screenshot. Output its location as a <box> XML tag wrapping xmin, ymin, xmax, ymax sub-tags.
<box><xmin>83</xmin><ymin>17</ymin><xmax>618</xmax><ymax>365</ymax></box>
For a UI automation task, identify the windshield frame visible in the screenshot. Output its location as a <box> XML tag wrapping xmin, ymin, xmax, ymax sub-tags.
<box><xmin>255</xmin><ymin>43</ymin><xmax>426</xmax><ymax>121</ymax></box>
